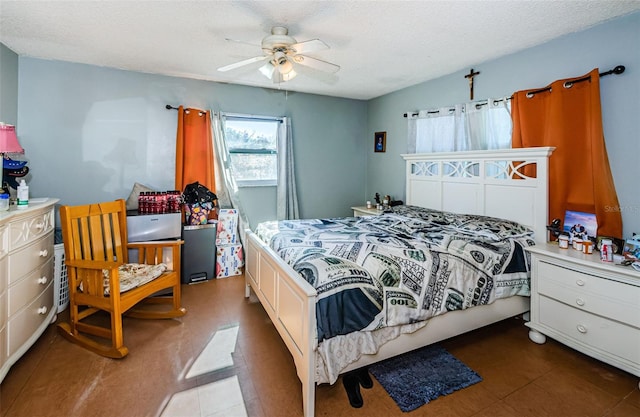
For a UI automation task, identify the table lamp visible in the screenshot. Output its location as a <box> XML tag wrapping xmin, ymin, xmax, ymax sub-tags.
<box><xmin>0</xmin><ymin>123</ymin><xmax>25</xmax><ymax>194</ymax></box>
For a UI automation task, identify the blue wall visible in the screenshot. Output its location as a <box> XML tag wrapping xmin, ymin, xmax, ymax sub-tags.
<box><xmin>0</xmin><ymin>43</ymin><xmax>19</xmax><ymax>125</ymax></box>
<box><xmin>15</xmin><ymin>58</ymin><xmax>367</xmax><ymax>228</ymax></box>
<box><xmin>366</xmin><ymin>12</ymin><xmax>640</xmax><ymax>238</ymax></box>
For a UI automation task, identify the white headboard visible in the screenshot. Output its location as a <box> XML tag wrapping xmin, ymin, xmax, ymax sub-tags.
<box><xmin>402</xmin><ymin>147</ymin><xmax>555</xmax><ymax>243</ymax></box>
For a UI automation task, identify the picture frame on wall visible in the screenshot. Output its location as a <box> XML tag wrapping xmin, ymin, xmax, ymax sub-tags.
<box><xmin>374</xmin><ymin>131</ymin><xmax>386</xmax><ymax>152</ymax></box>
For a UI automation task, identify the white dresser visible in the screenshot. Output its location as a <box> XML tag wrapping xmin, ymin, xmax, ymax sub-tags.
<box><xmin>526</xmin><ymin>243</ymin><xmax>640</xmax><ymax>379</ymax></box>
<box><xmin>0</xmin><ymin>198</ymin><xmax>58</xmax><ymax>383</ymax></box>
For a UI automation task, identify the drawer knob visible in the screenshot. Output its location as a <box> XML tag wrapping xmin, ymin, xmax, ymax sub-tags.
<box><xmin>37</xmin><ymin>276</ymin><xmax>48</xmax><ymax>285</ymax></box>
<box><xmin>576</xmin><ymin>279</ymin><xmax>585</xmax><ymax>286</ymax></box>
<box><xmin>37</xmin><ymin>306</ymin><xmax>48</xmax><ymax>315</ymax></box>
<box><xmin>39</xmin><ymin>249</ymin><xmax>48</xmax><ymax>257</ymax></box>
<box><xmin>575</xmin><ymin>298</ymin><xmax>585</xmax><ymax>306</ymax></box>
<box><xmin>576</xmin><ymin>324</ymin><xmax>587</xmax><ymax>334</ymax></box>
<box><xmin>36</xmin><ymin>222</ymin><xmax>45</xmax><ymax>230</ymax></box>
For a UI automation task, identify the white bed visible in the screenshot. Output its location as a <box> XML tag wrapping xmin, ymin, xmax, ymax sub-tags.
<box><xmin>245</xmin><ymin>147</ymin><xmax>554</xmax><ymax>417</ymax></box>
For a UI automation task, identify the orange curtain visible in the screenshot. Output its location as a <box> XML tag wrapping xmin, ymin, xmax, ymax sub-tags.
<box><xmin>175</xmin><ymin>106</ymin><xmax>215</xmax><ymax>194</ymax></box>
<box><xmin>511</xmin><ymin>69</ymin><xmax>622</xmax><ymax>238</ymax></box>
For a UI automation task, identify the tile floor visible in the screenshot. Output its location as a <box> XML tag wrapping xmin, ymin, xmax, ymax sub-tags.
<box><xmin>1</xmin><ymin>274</ymin><xmax>638</xmax><ymax>417</ymax></box>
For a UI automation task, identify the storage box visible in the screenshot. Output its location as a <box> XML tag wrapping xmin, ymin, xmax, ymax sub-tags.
<box><xmin>53</xmin><ymin>243</ymin><xmax>69</xmax><ymax>313</ymax></box>
<box><xmin>216</xmin><ymin>244</ymin><xmax>244</xmax><ymax>278</ymax></box>
<box><xmin>216</xmin><ymin>209</ymin><xmax>239</xmax><ymax>245</ymax></box>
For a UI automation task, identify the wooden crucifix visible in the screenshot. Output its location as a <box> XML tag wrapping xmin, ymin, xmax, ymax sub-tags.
<box><xmin>464</xmin><ymin>68</ymin><xmax>480</xmax><ymax>100</ymax></box>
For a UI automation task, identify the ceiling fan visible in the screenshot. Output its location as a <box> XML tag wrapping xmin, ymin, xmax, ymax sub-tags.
<box><xmin>217</xmin><ymin>26</ymin><xmax>340</xmax><ymax>83</ymax></box>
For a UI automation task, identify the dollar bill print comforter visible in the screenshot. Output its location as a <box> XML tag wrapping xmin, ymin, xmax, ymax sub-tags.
<box><xmin>255</xmin><ymin>205</ymin><xmax>535</xmax><ymax>381</ymax></box>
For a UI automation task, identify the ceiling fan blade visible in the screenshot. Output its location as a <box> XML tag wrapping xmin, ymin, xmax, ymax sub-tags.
<box><xmin>224</xmin><ymin>38</ymin><xmax>261</xmax><ymax>48</ymax></box>
<box><xmin>292</xmin><ymin>55</ymin><xmax>340</xmax><ymax>73</ymax></box>
<box><xmin>217</xmin><ymin>56</ymin><xmax>267</xmax><ymax>72</ymax></box>
<box><xmin>290</xmin><ymin>39</ymin><xmax>329</xmax><ymax>54</ymax></box>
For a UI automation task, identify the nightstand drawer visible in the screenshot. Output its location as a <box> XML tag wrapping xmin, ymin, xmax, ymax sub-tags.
<box><xmin>537</xmin><ymin>260</ymin><xmax>640</xmax><ymax>328</ymax></box>
<box><xmin>539</xmin><ymin>296</ymin><xmax>640</xmax><ymax>366</ymax></box>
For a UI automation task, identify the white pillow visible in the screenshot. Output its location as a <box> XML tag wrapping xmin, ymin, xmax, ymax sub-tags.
<box><xmin>126</xmin><ymin>182</ymin><xmax>155</xmax><ymax>211</ymax></box>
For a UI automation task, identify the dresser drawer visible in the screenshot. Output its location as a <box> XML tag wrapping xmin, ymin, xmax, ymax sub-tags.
<box><xmin>8</xmin><ymin>210</ymin><xmax>54</xmax><ymax>252</ymax></box>
<box><xmin>0</xmin><ymin>256</ymin><xmax>6</xmax><ymax>295</ymax></box>
<box><xmin>537</xmin><ymin>260</ymin><xmax>640</xmax><ymax>328</ymax></box>
<box><xmin>8</xmin><ymin>257</ymin><xmax>54</xmax><ymax>317</ymax></box>
<box><xmin>7</xmin><ymin>280</ymin><xmax>54</xmax><ymax>357</ymax></box>
<box><xmin>8</xmin><ymin>233</ymin><xmax>54</xmax><ymax>285</ymax></box>
<box><xmin>0</xmin><ymin>225</ymin><xmax>7</xmax><ymax>258</ymax></box>
<box><xmin>539</xmin><ymin>295</ymin><xmax>640</xmax><ymax>367</ymax></box>
<box><xmin>0</xmin><ymin>326</ymin><xmax>6</xmax><ymax>362</ymax></box>
<box><xmin>0</xmin><ymin>290</ymin><xmax>6</xmax><ymax>329</ymax></box>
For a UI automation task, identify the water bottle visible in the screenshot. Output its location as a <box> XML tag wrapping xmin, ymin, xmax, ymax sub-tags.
<box><xmin>17</xmin><ymin>179</ymin><xmax>29</xmax><ymax>209</ymax></box>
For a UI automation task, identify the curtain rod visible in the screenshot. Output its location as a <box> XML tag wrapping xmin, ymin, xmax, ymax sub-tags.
<box><xmin>403</xmin><ymin>64</ymin><xmax>626</xmax><ymax>118</ymax></box>
<box><xmin>523</xmin><ymin>65</ymin><xmax>625</xmax><ymax>98</ymax></box>
<box><xmin>223</xmin><ymin>112</ymin><xmax>284</xmax><ymax>123</ymax></box>
<box><xmin>165</xmin><ymin>104</ymin><xmax>206</xmax><ymax>116</ymax></box>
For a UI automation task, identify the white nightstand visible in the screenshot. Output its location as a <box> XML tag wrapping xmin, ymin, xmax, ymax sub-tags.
<box><xmin>526</xmin><ymin>243</ymin><xmax>640</xmax><ymax>381</ymax></box>
<box><xmin>351</xmin><ymin>206</ymin><xmax>383</xmax><ymax>217</ymax></box>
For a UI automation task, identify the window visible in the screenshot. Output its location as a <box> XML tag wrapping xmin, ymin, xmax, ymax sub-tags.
<box><xmin>408</xmin><ymin>98</ymin><xmax>512</xmax><ymax>153</ymax></box>
<box><xmin>222</xmin><ymin>113</ymin><xmax>281</xmax><ymax>187</ymax></box>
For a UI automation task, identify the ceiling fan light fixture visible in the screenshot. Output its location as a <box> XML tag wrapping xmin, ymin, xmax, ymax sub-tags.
<box><xmin>278</xmin><ymin>59</ymin><xmax>294</xmax><ymax>75</ymax></box>
<box><xmin>273</xmin><ymin>51</ymin><xmax>288</xmax><ymax>65</ymax></box>
<box><xmin>220</xmin><ymin>26</ymin><xmax>338</xmax><ymax>83</ymax></box>
<box><xmin>259</xmin><ymin>62</ymin><xmax>275</xmax><ymax>79</ymax></box>
<box><xmin>282</xmin><ymin>69</ymin><xmax>297</xmax><ymax>81</ymax></box>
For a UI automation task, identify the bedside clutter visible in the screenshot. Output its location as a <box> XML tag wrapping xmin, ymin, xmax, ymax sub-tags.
<box><xmin>215</xmin><ymin>209</ymin><xmax>244</xmax><ymax>278</ymax></box>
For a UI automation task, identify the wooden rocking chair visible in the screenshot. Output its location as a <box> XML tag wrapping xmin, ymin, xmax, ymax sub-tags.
<box><xmin>57</xmin><ymin>199</ymin><xmax>186</xmax><ymax>358</ymax></box>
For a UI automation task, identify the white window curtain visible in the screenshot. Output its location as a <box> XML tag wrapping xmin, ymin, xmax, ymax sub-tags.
<box><xmin>210</xmin><ymin>111</ymin><xmax>250</xmax><ymax>243</ymax></box>
<box><xmin>408</xmin><ymin>98</ymin><xmax>512</xmax><ymax>153</ymax></box>
<box><xmin>277</xmin><ymin>117</ymin><xmax>300</xmax><ymax>220</ymax></box>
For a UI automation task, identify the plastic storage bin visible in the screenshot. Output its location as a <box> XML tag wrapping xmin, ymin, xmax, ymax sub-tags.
<box><xmin>53</xmin><ymin>243</ymin><xmax>69</xmax><ymax>313</ymax></box>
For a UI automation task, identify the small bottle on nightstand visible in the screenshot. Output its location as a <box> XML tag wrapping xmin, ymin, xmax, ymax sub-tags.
<box><xmin>601</xmin><ymin>239</ymin><xmax>613</xmax><ymax>262</ymax></box>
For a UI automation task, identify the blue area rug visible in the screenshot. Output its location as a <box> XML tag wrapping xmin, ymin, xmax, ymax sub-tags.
<box><xmin>369</xmin><ymin>344</ymin><xmax>482</xmax><ymax>412</ymax></box>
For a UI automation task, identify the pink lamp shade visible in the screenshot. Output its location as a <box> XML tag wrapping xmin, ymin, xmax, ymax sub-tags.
<box><xmin>0</xmin><ymin>124</ymin><xmax>24</xmax><ymax>154</ymax></box>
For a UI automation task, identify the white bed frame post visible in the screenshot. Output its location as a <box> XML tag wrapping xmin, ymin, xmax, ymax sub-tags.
<box><xmin>245</xmin><ymin>232</ymin><xmax>318</xmax><ymax>416</ymax></box>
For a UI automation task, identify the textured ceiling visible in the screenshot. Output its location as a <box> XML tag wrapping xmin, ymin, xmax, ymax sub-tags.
<box><xmin>1</xmin><ymin>1</ymin><xmax>639</xmax><ymax>100</ymax></box>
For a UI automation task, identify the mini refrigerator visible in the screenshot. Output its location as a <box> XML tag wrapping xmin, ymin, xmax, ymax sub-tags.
<box><xmin>126</xmin><ymin>211</ymin><xmax>182</xmax><ymax>270</ymax></box>
<box><xmin>181</xmin><ymin>222</ymin><xmax>217</xmax><ymax>284</ymax></box>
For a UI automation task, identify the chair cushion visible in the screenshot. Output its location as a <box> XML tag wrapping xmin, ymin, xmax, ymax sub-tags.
<box><xmin>103</xmin><ymin>263</ymin><xmax>168</xmax><ymax>295</ymax></box>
